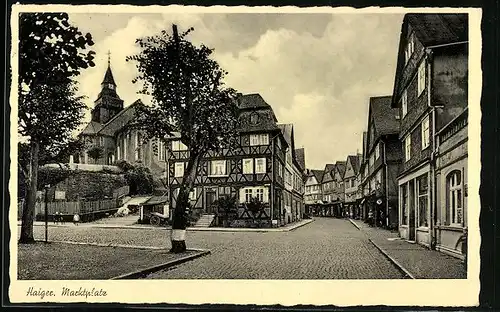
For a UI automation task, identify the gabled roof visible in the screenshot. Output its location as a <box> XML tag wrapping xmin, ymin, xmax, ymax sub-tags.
<box><xmin>238</xmin><ymin>94</ymin><xmax>279</xmax><ymax>133</ymax></box>
<box><xmin>334</xmin><ymin>161</ymin><xmax>347</xmax><ymax>178</ymax></box>
<box><xmin>278</xmin><ymin>124</ymin><xmax>294</xmax><ymax>147</ymax></box>
<box><xmin>347</xmin><ymin>155</ymin><xmax>361</xmax><ymax>175</ymax></box>
<box><xmin>391</xmin><ymin>13</ymin><xmax>468</xmax><ymax>107</ymax></box>
<box><xmin>294</xmin><ymin>148</ymin><xmax>305</xmax><ymax>172</ymax></box>
<box><xmin>369</xmin><ymin>96</ymin><xmax>400</xmax><ymax>144</ymax></box>
<box><xmin>80</xmin><ymin>121</ymin><xmax>103</xmax><ymax>136</ymax></box>
<box><xmin>237</xmin><ymin>93</ymin><xmax>271</xmax><ymax>110</ymax></box>
<box><xmin>325</xmin><ymin>163</ymin><xmax>335</xmax><ymax>172</ymax></box>
<box><xmin>311</xmin><ymin>169</ymin><xmax>324</xmax><ymax>184</ymax></box>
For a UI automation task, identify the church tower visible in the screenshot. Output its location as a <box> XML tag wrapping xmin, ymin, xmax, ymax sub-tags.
<box><xmin>91</xmin><ymin>52</ymin><xmax>124</xmax><ymax>124</ymax></box>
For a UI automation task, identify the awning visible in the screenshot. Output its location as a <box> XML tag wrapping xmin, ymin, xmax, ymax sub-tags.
<box><xmin>142</xmin><ymin>196</ymin><xmax>169</xmax><ymax>206</ymax></box>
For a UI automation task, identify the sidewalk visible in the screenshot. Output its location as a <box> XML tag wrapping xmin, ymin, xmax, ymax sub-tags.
<box><xmin>17</xmin><ymin>218</ymin><xmax>314</xmax><ymax>232</ymax></box>
<box><xmin>349</xmin><ymin>219</ymin><xmax>466</xmax><ymax>279</ymax></box>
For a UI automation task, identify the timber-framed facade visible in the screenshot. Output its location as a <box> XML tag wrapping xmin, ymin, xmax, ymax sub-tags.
<box><xmin>165</xmin><ymin>93</ymin><xmax>305</xmax><ymax>227</ymax></box>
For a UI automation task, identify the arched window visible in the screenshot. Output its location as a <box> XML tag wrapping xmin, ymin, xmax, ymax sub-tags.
<box><xmin>447</xmin><ymin>170</ymin><xmax>463</xmax><ymax>225</ymax></box>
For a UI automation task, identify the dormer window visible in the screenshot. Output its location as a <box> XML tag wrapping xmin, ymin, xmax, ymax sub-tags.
<box><xmin>108</xmin><ymin>84</ymin><xmax>115</xmax><ymax>90</ymax></box>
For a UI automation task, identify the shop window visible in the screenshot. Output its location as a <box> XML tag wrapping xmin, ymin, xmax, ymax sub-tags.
<box><xmin>417</xmin><ymin>174</ymin><xmax>429</xmax><ymax>227</ymax></box>
<box><xmin>447</xmin><ymin>170</ymin><xmax>463</xmax><ymax>225</ymax></box>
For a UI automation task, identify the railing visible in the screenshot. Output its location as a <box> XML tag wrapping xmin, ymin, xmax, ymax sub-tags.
<box><xmin>438</xmin><ymin>109</ymin><xmax>468</xmax><ymax>144</ymax></box>
<box><xmin>31</xmin><ymin>199</ymin><xmax>120</xmax><ymax>217</ymax></box>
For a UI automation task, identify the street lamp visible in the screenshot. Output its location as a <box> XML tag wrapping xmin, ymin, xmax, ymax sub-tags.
<box><xmin>44</xmin><ymin>184</ymin><xmax>50</xmax><ymax>243</ymax></box>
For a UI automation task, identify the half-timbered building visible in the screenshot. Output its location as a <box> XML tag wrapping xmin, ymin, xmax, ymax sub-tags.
<box><xmin>304</xmin><ymin>169</ymin><xmax>323</xmax><ymax>216</ymax></box>
<box><xmin>165</xmin><ymin>93</ymin><xmax>304</xmax><ymax>227</ymax></box>
<box><xmin>361</xmin><ymin>96</ymin><xmax>403</xmax><ymax>229</ymax></box>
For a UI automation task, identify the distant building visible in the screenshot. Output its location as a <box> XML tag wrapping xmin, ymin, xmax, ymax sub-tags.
<box><xmin>304</xmin><ymin>169</ymin><xmax>323</xmax><ymax>216</ymax></box>
<box><xmin>320</xmin><ymin>164</ymin><xmax>336</xmax><ymax>217</ymax></box>
<box><xmin>331</xmin><ymin>161</ymin><xmax>346</xmax><ymax>217</ymax></box>
<box><xmin>391</xmin><ymin>13</ymin><xmax>468</xmax><ymax>248</ymax></box>
<box><xmin>343</xmin><ymin>154</ymin><xmax>362</xmax><ymax>219</ymax></box>
<box><xmin>360</xmin><ymin>96</ymin><xmax>403</xmax><ymax>229</ymax></box>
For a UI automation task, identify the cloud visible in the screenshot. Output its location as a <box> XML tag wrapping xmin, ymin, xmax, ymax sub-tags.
<box><xmin>70</xmin><ymin>12</ymin><xmax>404</xmax><ymax>169</ymax></box>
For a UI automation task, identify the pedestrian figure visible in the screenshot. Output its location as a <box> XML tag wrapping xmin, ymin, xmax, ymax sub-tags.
<box><xmin>73</xmin><ymin>213</ymin><xmax>80</xmax><ymax>226</ymax></box>
<box><xmin>368</xmin><ymin>210</ymin><xmax>374</xmax><ymax>227</ymax></box>
<box><xmin>59</xmin><ymin>212</ymin><xmax>65</xmax><ymax>225</ymax></box>
<box><xmin>54</xmin><ymin>211</ymin><xmax>59</xmax><ymax>225</ymax></box>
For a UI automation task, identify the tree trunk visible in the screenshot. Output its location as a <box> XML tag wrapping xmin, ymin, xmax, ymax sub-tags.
<box><xmin>170</xmin><ymin>151</ymin><xmax>202</xmax><ymax>253</ymax></box>
<box><xmin>19</xmin><ymin>142</ymin><xmax>39</xmax><ymax>244</ymax></box>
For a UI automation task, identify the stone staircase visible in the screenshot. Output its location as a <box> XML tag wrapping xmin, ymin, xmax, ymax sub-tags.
<box><xmin>193</xmin><ymin>214</ymin><xmax>215</xmax><ymax>228</ymax></box>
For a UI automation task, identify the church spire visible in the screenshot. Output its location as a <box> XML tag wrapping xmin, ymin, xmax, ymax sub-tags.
<box><xmin>101</xmin><ymin>50</ymin><xmax>116</xmax><ymax>86</ymax></box>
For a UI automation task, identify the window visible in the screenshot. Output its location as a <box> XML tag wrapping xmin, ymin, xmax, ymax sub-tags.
<box><xmin>243</xmin><ymin>159</ymin><xmax>253</xmax><ymax>174</ymax></box>
<box><xmin>172</xmin><ymin>140</ymin><xmax>188</xmax><ymax>151</ymax></box>
<box><xmin>417</xmin><ymin>174</ymin><xmax>429</xmax><ymax>227</ymax></box>
<box><xmin>421</xmin><ymin>116</ymin><xmax>430</xmax><ymax>150</ymax></box>
<box><xmin>447</xmin><ymin>171</ymin><xmax>463</xmax><ymax>225</ymax></box>
<box><xmin>405</xmin><ymin>33</ymin><xmax>414</xmax><ymax>63</ymax></box>
<box><xmin>135</xmin><ymin>132</ymin><xmax>142</xmax><ymax>160</ymax></box>
<box><xmin>351</xmin><ymin>179</ymin><xmax>355</xmax><ymax>188</ymax></box>
<box><xmin>418</xmin><ymin>61</ymin><xmax>426</xmax><ymax>96</ymax></box>
<box><xmin>117</xmin><ymin>139</ymin><xmax>121</xmax><ymax>160</ymax></box>
<box><xmin>375</xmin><ymin>143</ymin><xmax>380</xmax><ymax>160</ymax></box>
<box><xmin>250</xmin><ymin>134</ymin><xmax>269</xmax><ymax>146</ymax></box>
<box><xmin>123</xmin><ymin>134</ymin><xmax>128</xmax><ymax>161</ymax></box>
<box><xmin>158</xmin><ymin>139</ymin><xmax>165</xmax><ymax>161</ymax></box>
<box><xmin>174</xmin><ymin>162</ymin><xmax>184</xmax><ymax>177</ymax></box>
<box><xmin>401</xmin><ymin>184</ymin><xmax>408</xmax><ymax>225</ymax></box>
<box><xmin>244</xmin><ymin>189</ymin><xmax>253</xmax><ymax>202</ymax></box>
<box><xmin>210</xmin><ymin>160</ymin><xmax>227</xmax><ymax>176</ymax></box>
<box><xmin>99</xmin><ymin>136</ymin><xmax>104</xmax><ymax>146</ymax></box>
<box><xmin>405</xmin><ymin>135</ymin><xmax>412</xmax><ymax>161</ymax></box>
<box><xmin>255</xmin><ymin>188</ymin><xmax>264</xmax><ymax>202</ymax></box>
<box><xmin>402</xmin><ymin>90</ymin><xmax>408</xmax><ymax>117</ymax></box>
<box><xmin>240</xmin><ymin>186</ymin><xmax>268</xmax><ymax>203</ymax></box>
<box><xmin>189</xmin><ymin>188</ymin><xmax>197</xmax><ymax>201</ymax></box>
<box><xmin>255</xmin><ymin>158</ymin><xmax>266</xmax><ymax>174</ymax></box>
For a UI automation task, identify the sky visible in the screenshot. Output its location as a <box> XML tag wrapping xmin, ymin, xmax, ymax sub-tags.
<box><xmin>68</xmin><ymin>12</ymin><xmax>404</xmax><ymax>170</ymax></box>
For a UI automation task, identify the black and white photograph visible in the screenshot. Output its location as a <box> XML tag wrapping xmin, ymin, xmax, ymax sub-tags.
<box><xmin>9</xmin><ymin>4</ymin><xmax>481</xmax><ymax>306</ymax></box>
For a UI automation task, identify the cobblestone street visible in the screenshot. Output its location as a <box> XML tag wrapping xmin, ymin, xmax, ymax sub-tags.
<box><xmin>20</xmin><ymin>218</ymin><xmax>405</xmax><ymax>279</ymax></box>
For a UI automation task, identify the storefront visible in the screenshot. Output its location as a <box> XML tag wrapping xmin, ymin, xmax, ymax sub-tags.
<box><xmin>398</xmin><ymin>164</ymin><xmax>431</xmax><ymax>246</ymax></box>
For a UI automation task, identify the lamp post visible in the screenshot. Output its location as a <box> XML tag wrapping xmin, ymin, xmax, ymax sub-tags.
<box><xmin>44</xmin><ymin>184</ymin><xmax>50</xmax><ymax>243</ymax></box>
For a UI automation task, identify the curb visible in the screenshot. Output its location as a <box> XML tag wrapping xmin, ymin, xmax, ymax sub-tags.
<box><xmin>23</xmin><ymin>219</ymin><xmax>314</xmax><ymax>233</ymax></box>
<box><xmin>348</xmin><ymin>218</ymin><xmax>361</xmax><ymax>230</ymax></box>
<box><xmin>368</xmin><ymin>238</ymin><xmax>415</xmax><ymax>279</ymax></box>
<box><xmin>48</xmin><ymin>240</ymin><xmax>166</xmax><ymax>250</ymax></box>
<box><xmin>109</xmin><ymin>249</ymin><xmax>211</xmax><ymax>280</ymax></box>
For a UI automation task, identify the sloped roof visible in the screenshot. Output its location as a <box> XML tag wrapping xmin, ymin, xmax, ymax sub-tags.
<box><xmin>392</xmin><ymin>14</ymin><xmax>468</xmax><ymax>107</ymax></box>
<box><xmin>98</xmin><ymin>100</ymin><xmax>143</xmax><ymax>136</ymax></box>
<box><xmin>347</xmin><ymin>155</ymin><xmax>361</xmax><ymax>175</ymax></box>
<box><xmin>238</xmin><ymin>93</ymin><xmax>271</xmax><ymax>110</ymax></box>
<box><xmin>362</xmin><ymin>131</ymin><xmax>367</xmax><ymax>159</ymax></box>
<box><xmin>294</xmin><ymin>148</ymin><xmax>305</xmax><ymax>172</ymax></box>
<box><xmin>325</xmin><ymin>163</ymin><xmax>335</xmax><ymax>172</ymax></box>
<box><xmin>142</xmin><ymin>195</ymin><xmax>168</xmax><ymax>206</ymax></box>
<box><xmin>370</xmin><ymin>96</ymin><xmax>400</xmax><ymax>137</ymax></box>
<box><xmin>407</xmin><ymin>14</ymin><xmax>468</xmax><ymax>47</ymax></box>
<box><xmin>335</xmin><ymin>161</ymin><xmax>347</xmax><ymax>178</ymax></box>
<box><xmin>80</xmin><ymin>121</ymin><xmax>103</xmax><ymax>136</ymax></box>
<box><xmin>311</xmin><ymin>169</ymin><xmax>324</xmax><ymax>184</ymax></box>
<box><xmin>278</xmin><ymin>124</ymin><xmax>293</xmax><ymax>147</ymax></box>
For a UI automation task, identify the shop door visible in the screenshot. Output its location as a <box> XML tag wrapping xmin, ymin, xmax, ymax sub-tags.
<box><xmin>409</xmin><ymin>180</ymin><xmax>416</xmax><ymax>241</ymax></box>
